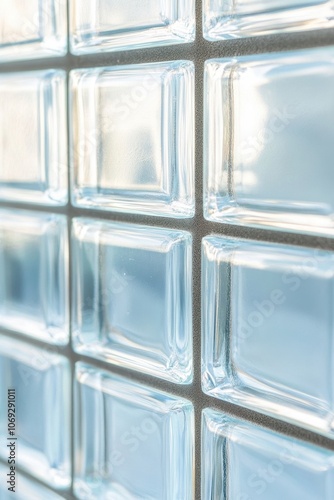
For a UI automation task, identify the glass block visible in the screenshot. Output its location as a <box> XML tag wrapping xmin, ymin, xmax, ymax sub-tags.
<box><xmin>70</xmin><ymin>61</ymin><xmax>194</xmax><ymax>218</ymax></box>
<box><xmin>0</xmin><ymin>336</ymin><xmax>71</xmax><ymax>489</ymax></box>
<box><xmin>74</xmin><ymin>363</ymin><xmax>194</xmax><ymax>499</ymax></box>
<box><xmin>0</xmin><ymin>0</ymin><xmax>67</xmax><ymax>62</ymax></box>
<box><xmin>72</xmin><ymin>218</ymin><xmax>192</xmax><ymax>384</ymax></box>
<box><xmin>203</xmin><ymin>0</ymin><xmax>334</xmax><ymax>39</ymax></box>
<box><xmin>202</xmin><ymin>236</ymin><xmax>334</xmax><ymax>437</ymax></box>
<box><xmin>0</xmin><ymin>463</ymin><xmax>63</xmax><ymax>499</ymax></box>
<box><xmin>204</xmin><ymin>47</ymin><xmax>334</xmax><ymax>236</ymax></box>
<box><xmin>202</xmin><ymin>409</ymin><xmax>334</xmax><ymax>500</ymax></box>
<box><xmin>0</xmin><ymin>70</ymin><xmax>68</xmax><ymax>205</ymax></box>
<box><xmin>0</xmin><ymin>209</ymin><xmax>69</xmax><ymax>345</ymax></box>
<box><xmin>70</xmin><ymin>0</ymin><xmax>195</xmax><ymax>54</ymax></box>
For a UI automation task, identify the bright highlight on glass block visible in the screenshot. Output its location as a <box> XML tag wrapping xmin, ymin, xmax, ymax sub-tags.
<box><xmin>72</xmin><ymin>219</ymin><xmax>192</xmax><ymax>383</ymax></box>
<box><xmin>202</xmin><ymin>236</ymin><xmax>334</xmax><ymax>437</ymax></box>
<box><xmin>0</xmin><ymin>0</ymin><xmax>67</xmax><ymax>62</ymax></box>
<box><xmin>204</xmin><ymin>47</ymin><xmax>334</xmax><ymax>236</ymax></box>
<box><xmin>70</xmin><ymin>0</ymin><xmax>195</xmax><ymax>54</ymax></box>
<box><xmin>0</xmin><ymin>336</ymin><xmax>71</xmax><ymax>489</ymax></box>
<box><xmin>74</xmin><ymin>363</ymin><xmax>194</xmax><ymax>499</ymax></box>
<box><xmin>70</xmin><ymin>61</ymin><xmax>194</xmax><ymax>218</ymax></box>
<box><xmin>0</xmin><ymin>210</ymin><xmax>69</xmax><ymax>344</ymax></box>
<box><xmin>203</xmin><ymin>0</ymin><xmax>334</xmax><ymax>39</ymax></box>
<box><xmin>202</xmin><ymin>409</ymin><xmax>334</xmax><ymax>500</ymax></box>
<box><xmin>0</xmin><ymin>70</ymin><xmax>68</xmax><ymax>205</ymax></box>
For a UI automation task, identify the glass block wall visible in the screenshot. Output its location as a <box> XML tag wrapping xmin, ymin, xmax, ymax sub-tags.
<box><xmin>1</xmin><ymin>1</ymin><xmax>334</xmax><ymax>499</ymax></box>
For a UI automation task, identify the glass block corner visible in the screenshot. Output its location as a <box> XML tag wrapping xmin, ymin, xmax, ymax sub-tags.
<box><xmin>0</xmin><ymin>336</ymin><xmax>71</xmax><ymax>489</ymax></box>
<box><xmin>0</xmin><ymin>0</ymin><xmax>67</xmax><ymax>63</ymax></box>
<box><xmin>74</xmin><ymin>363</ymin><xmax>194</xmax><ymax>499</ymax></box>
<box><xmin>72</xmin><ymin>218</ymin><xmax>193</xmax><ymax>384</ymax></box>
<box><xmin>202</xmin><ymin>408</ymin><xmax>334</xmax><ymax>500</ymax></box>
<box><xmin>202</xmin><ymin>235</ymin><xmax>334</xmax><ymax>437</ymax></box>
<box><xmin>0</xmin><ymin>69</ymin><xmax>68</xmax><ymax>205</ymax></box>
<box><xmin>70</xmin><ymin>0</ymin><xmax>195</xmax><ymax>54</ymax></box>
<box><xmin>204</xmin><ymin>47</ymin><xmax>334</xmax><ymax>236</ymax></box>
<box><xmin>70</xmin><ymin>60</ymin><xmax>194</xmax><ymax>218</ymax></box>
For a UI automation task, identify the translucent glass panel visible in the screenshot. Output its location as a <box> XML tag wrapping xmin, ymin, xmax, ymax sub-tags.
<box><xmin>0</xmin><ymin>336</ymin><xmax>71</xmax><ymax>489</ymax></box>
<box><xmin>72</xmin><ymin>219</ymin><xmax>192</xmax><ymax>383</ymax></box>
<box><xmin>202</xmin><ymin>236</ymin><xmax>334</xmax><ymax>437</ymax></box>
<box><xmin>0</xmin><ymin>0</ymin><xmax>67</xmax><ymax>62</ymax></box>
<box><xmin>204</xmin><ymin>47</ymin><xmax>334</xmax><ymax>236</ymax></box>
<box><xmin>74</xmin><ymin>363</ymin><xmax>194</xmax><ymax>499</ymax></box>
<box><xmin>0</xmin><ymin>70</ymin><xmax>68</xmax><ymax>205</ymax></box>
<box><xmin>70</xmin><ymin>0</ymin><xmax>195</xmax><ymax>54</ymax></box>
<box><xmin>0</xmin><ymin>210</ymin><xmax>69</xmax><ymax>344</ymax></box>
<box><xmin>70</xmin><ymin>61</ymin><xmax>194</xmax><ymax>218</ymax></box>
<box><xmin>203</xmin><ymin>0</ymin><xmax>334</xmax><ymax>39</ymax></box>
<box><xmin>202</xmin><ymin>409</ymin><xmax>334</xmax><ymax>500</ymax></box>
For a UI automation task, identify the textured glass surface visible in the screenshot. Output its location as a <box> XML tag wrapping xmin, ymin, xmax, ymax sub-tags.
<box><xmin>202</xmin><ymin>409</ymin><xmax>334</xmax><ymax>500</ymax></box>
<box><xmin>0</xmin><ymin>0</ymin><xmax>67</xmax><ymax>62</ymax></box>
<box><xmin>72</xmin><ymin>219</ymin><xmax>193</xmax><ymax>384</ymax></box>
<box><xmin>70</xmin><ymin>0</ymin><xmax>195</xmax><ymax>54</ymax></box>
<box><xmin>0</xmin><ymin>336</ymin><xmax>71</xmax><ymax>489</ymax></box>
<box><xmin>203</xmin><ymin>0</ymin><xmax>334</xmax><ymax>39</ymax></box>
<box><xmin>204</xmin><ymin>47</ymin><xmax>334</xmax><ymax>236</ymax></box>
<box><xmin>74</xmin><ymin>363</ymin><xmax>194</xmax><ymax>499</ymax></box>
<box><xmin>202</xmin><ymin>236</ymin><xmax>334</xmax><ymax>437</ymax></box>
<box><xmin>0</xmin><ymin>210</ymin><xmax>69</xmax><ymax>344</ymax></box>
<box><xmin>0</xmin><ymin>463</ymin><xmax>64</xmax><ymax>499</ymax></box>
<box><xmin>0</xmin><ymin>70</ymin><xmax>68</xmax><ymax>205</ymax></box>
<box><xmin>70</xmin><ymin>61</ymin><xmax>194</xmax><ymax>218</ymax></box>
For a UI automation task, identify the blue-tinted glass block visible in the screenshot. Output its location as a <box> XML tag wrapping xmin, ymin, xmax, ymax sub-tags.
<box><xmin>70</xmin><ymin>61</ymin><xmax>194</xmax><ymax>218</ymax></box>
<box><xmin>0</xmin><ymin>70</ymin><xmax>68</xmax><ymax>205</ymax></box>
<box><xmin>204</xmin><ymin>48</ymin><xmax>334</xmax><ymax>236</ymax></box>
<box><xmin>203</xmin><ymin>0</ymin><xmax>334</xmax><ymax>39</ymax></box>
<box><xmin>0</xmin><ymin>336</ymin><xmax>71</xmax><ymax>489</ymax></box>
<box><xmin>72</xmin><ymin>219</ymin><xmax>192</xmax><ymax>384</ymax></box>
<box><xmin>70</xmin><ymin>0</ymin><xmax>195</xmax><ymax>54</ymax></box>
<box><xmin>0</xmin><ymin>463</ymin><xmax>64</xmax><ymax>499</ymax></box>
<box><xmin>0</xmin><ymin>0</ymin><xmax>67</xmax><ymax>62</ymax></box>
<box><xmin>202</xmin><ymin>236</ymin><xmax>334</xmax><ymax>437</ymax></box>
<box><xmin>0</xmin><ymin>210</ymin><xmax>69</xmax><ymax>344</ymax></box>
<box><xmin>202</xmin><ymin>409</ymin><xmax>334</xmax><ymax>500</ymax></box>
<box><xmin>74</xmin><ymin>363</ymin><xmax>194</xmax><ymax>499</ymax></box>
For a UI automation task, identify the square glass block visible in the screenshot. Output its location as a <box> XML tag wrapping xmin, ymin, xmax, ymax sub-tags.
<box><xmin>74</xmin><ymin>363</ymin><xmax>194</xmax><ymax>499</ymax></box>
<box><xmin>0</xmin><ymin>463</ymin><xmax>63</xmax><ymax>499</ymax></box>
<box><xmin>202</xmin><ymin>236</ymin><xmax>334</xmax><ymax>437</ymax></box>
<box><xmin>205</xmin><ymin>47</ymin><xmax>334</xmax><ymax>236</ymax></box>
<box><xmin>70</xmin><ymin>61</ymin><xmax>194</xmax><ymax>218</ymax></box>
<box><xmin>203</xmin><ymin>0</ymin><xmax>334</xmax><ymax>39</ymax></box>
<box><xmin>70</xmin><ymin>0</ymin><xmax>195</xmax><ymax>54</ymax></box>
<box><xmin>0</xmin><ymin>0</ymin><xmax>67</xmax><ymax>62</ymax></box>
<box><xmin>72</xmin><ymin>219</ymin><xmax>192</xmax><ymax>384</ymax></box>
<box><xmin>202</xmin><ymin>409</ymin><xmax>334</xmax><ymax>500</ymax></box>
<box><xmin>0</xmin><ymin>70</ymin><xmax>68</xmax><ymax>205</ymax></box>
<box><xmin>0</xmin><ymin>336</ymin><xmax>71</xmax><ymax>489</ymax></box>
<box><xmin>0</xmin><ymin>209</ymin><xmax>69</xmax><ymax>344</ymax></box>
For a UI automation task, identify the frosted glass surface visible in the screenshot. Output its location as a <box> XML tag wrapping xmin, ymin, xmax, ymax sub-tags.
<box><xmin>0</xmin><ymin>336</ymin><xmax>71</xmax><ymax>489</ymax></box>
<box><xmin>70</xmin><ymin>0</ymin><xmax>195</xmax><ymax>54</ymax></box>
<box><xmin>0</xmin><ymin>463</ymin><xmax>63</xmax><ymax>499</ymax></box>
<box><xmin>202</xmin><ymin>236</ymin><xmax>334</xmax><ymax>437</ymax></box>
<box><xmin>0</xmin><ymin>210</ymin><xmax>69</xmax><ymax>344</ymax></box>
<box><xmin>203</xmin><ymin>0</ymin><xmax>334</xmax><ymax>38</ymax></box>
<box><xmin>205</xmin><ymin>47</ymin><xmax>334</xmax><ymax>236</ymax></box>
<box><xmin>0</xmin><ymin>70</ymin><xmax>68</xmax><ymax>205</ymax></box>
<box><xmin>72</xmin><ymin>219</ymin><xmax>192</xmax><ymax>383</ymax></box>
<box><xmin>70</xmin><ymin>61</ymin><xmax>194</xmax><ymax>217</ymax></box>
<box><xmin>202</xmin><ymin>409</ymin><xmax>334</xmax><ymax>500</ymax></box>
<box><xmin>0</xmin><ymin>0</ymin><xmax>67</xmax><ymax>62</ymax></box>
<box><xmin>74</xmin><ymin>363</ymin><xmax>194</xmax><ymax>499</ymax></box>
